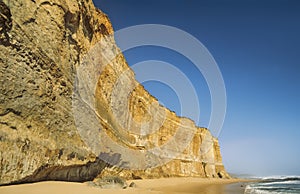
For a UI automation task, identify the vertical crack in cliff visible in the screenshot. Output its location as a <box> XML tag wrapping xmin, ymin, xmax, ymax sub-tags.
<box><xmin>0</xmin><ymin>1</ymin><xmax>12</xmax><ymax>45</ymax></box>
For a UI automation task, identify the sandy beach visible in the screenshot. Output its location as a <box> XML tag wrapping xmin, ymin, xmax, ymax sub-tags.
<box><xmin>0</xmin><ymin>178</ymin><xmax>250</xmax><ymax>194</ymax></box>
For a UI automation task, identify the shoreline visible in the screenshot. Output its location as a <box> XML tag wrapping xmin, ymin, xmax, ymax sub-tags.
<box><xmin>0</xmin><ymin>178</ymin><xmax>255</xmax><ymax>194</ymax></box>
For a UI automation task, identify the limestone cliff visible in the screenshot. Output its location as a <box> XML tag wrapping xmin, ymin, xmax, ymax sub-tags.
<box><xmin>0</xmin><ymin>0</ymin><xmax>229</xmax><ymax>185</ymax></box>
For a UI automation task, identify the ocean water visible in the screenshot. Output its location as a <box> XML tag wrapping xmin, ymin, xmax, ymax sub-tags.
<box><xmin>244</xmin><ymin>176</ymin><xmax>300</xmax><ymax>194</ymax></box>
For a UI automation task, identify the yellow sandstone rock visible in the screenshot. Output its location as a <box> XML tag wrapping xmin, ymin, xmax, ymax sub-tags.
<box><xmin>0</xmin><ymin>0</ymin><xmax>229</xmax><ymax>185</ymax></box>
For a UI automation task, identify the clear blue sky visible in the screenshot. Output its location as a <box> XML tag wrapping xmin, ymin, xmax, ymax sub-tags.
<box><xmin>94</xmin><ymin>0</ymin><xmax>300</xmax><ymax>177</ymax></box>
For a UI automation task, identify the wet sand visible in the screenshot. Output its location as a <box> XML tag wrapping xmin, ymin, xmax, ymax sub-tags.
<box><xmin>0</xmin><ymin>178</ymin><xmax>250</xmax><ymax>194</ymax></box>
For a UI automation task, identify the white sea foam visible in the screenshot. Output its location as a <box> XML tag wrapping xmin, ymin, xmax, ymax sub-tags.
<box><xmin>261</xmin><ymin>175</ymin><xmax>300</xmax><ymax>180</ymax></box>
<box><xmin>244</xmin><ymin>176</ymin><xmax>300</xmax><ymax>194</ymax></box>
<box><xmin>261</xmin><ymin>180</ymin><xmax>300</xmax><ymax>185</ymax></box>
<box><xmin>244</xmin><ymin>185</ymin><xmax>272</xmax><ymax>194</ymax></box>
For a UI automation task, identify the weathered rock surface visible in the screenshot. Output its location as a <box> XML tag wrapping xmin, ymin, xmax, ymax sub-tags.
<box><xmin>0</xmin><ymin>0</ymin><xmax>229</xmax><ymax>185</ymax></box>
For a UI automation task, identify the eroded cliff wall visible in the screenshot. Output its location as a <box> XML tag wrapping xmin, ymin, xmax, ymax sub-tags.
<box><xmin>0</xmin><ymin>0</ymin><xmax>229</xmax><ymax>185</ymax></box>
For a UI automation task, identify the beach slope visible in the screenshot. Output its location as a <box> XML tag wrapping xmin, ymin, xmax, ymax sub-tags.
<box><xmin>0</xmin><ymin>178</ymin><xmax>248</xmax><ymax>194</ymax></box>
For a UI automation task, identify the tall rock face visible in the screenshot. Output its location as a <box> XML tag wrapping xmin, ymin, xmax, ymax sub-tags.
<box><xmin>0</xmin><ymin>0</ymin><xmax>229</xmax><ymax>185</ymax></box>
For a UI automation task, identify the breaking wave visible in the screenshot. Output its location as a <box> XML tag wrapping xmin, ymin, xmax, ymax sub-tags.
<box><xmin>244</xmin><ymin>176</ymin><xmax>300</xmax><ymax>194</ymax></box>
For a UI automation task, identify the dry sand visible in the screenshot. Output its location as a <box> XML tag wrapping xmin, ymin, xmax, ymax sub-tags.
<box><xmin>0</xmin><ymin>178</ymin><xmax>250</xmax><ymax>194</ymax></box>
